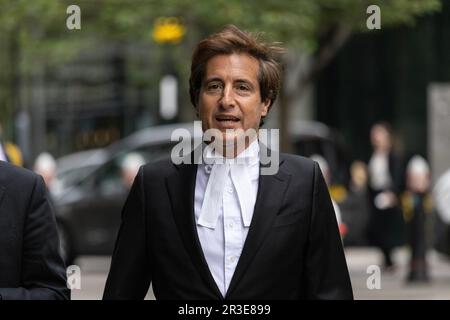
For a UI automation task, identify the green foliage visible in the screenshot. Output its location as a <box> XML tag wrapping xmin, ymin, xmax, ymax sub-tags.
<box><xmin>0</xmin><ymin>0</ymin><xmax>441</xmax><ymax>64</ymax></box>
<box><xmin>0</xmin><ymin>0</ymin><xmax>442</xmax><ymax>131</ymax></box>
<box><xmin>0</xmin><ymin>0</ymin><xmax>440</xmax><ymax>74</ymax></box>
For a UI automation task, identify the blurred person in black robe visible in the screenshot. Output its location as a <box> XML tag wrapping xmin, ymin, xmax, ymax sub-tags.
<box><xmin>367</xmin><ymin>122</ymin><xmax>405</xmax><ymax>271</ymax></box>
<box><xmin>402</xmin><ymin>155</ymin><xmax>433</xmax><ymax>283</ymax></box>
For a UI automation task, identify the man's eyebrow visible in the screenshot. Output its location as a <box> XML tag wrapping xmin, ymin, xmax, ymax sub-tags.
<box><xmin>203</xmin><ymin>77</ymin><xmax>223</xmax><ymax>83</ymax></box>
<box><xmin>234</xmin><ymin>78</ymin><xmax>254</xmax><ymax>84</ymax></box>
<box><xmin>203</xmin><ymin>77</ymin><xmax>256</xmax><ymax>86</ymax></box>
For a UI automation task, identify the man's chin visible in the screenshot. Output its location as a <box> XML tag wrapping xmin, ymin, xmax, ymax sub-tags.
<box><xmin>221</xmin><ymin>129</ymin><xmax>258</xmax><ymax>143</ymax></box>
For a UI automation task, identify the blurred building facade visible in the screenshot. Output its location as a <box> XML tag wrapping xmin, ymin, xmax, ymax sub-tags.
<box><xmin>13</xmin><ymin>41</ymin><xmax>190</xmax><ymax>162</ymax></box>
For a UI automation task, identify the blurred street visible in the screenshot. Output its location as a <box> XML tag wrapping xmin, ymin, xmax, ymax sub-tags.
<box><xmin>346</xmin><ymin>247</ymin><xmax>450</xmax><ymax>299</ymax></box>
<box><xmin>71</xmin><ymin>246</ymin><xmax>450</xmax><ymax>300</ymax></box>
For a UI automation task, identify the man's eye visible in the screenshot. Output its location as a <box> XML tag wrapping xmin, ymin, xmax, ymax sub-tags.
<box><xmin>237</xmin><ymin>84</ymin><xmax>250</xmax><ymax>91</ymax></box>
<box><xmin>207</xmin><ymin>83</ymin><xmax>222</xmax><ymax>91</ymax></box>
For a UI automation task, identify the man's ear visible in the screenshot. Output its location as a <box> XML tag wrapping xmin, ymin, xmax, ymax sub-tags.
<box><xmin>261</xmin><ymin>99</ymin><xmax>271</xmax><ymax>117</ymax></box>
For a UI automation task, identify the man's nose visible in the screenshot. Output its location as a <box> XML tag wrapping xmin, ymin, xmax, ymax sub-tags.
<box><xmin>219</xmin><ymin>85</ymin><xmax>236</xmax><ymax>109</ymax></box>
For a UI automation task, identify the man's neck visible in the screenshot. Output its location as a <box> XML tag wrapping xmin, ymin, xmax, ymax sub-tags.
<box><xmin>216</xmin><ymin>137</ymin><xmax>258</xmax><ymax>159</ymax></box>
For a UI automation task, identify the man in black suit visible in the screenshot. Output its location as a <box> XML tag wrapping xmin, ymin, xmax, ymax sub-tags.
<box><xmin>104</xmin><ymin>25</ymin><xmax>353</xmax><ymax>300</ymax></box>
<box><xmin>0</xmin><ymin>161</ymin><xmax>69</xmax><ymax>300</ymax></box>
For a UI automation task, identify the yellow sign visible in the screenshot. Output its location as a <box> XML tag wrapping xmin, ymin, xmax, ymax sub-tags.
<box><xmin>152</xmin><ymin>17</ymin><xmax>185</xmax><ymax>44</ymax></box>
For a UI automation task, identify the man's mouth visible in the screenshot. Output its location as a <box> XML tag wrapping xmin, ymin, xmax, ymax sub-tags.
<box><xmin>215</xmin><ymin>115</ymin><xmax>240</xmax><ymax>123</ymax></box>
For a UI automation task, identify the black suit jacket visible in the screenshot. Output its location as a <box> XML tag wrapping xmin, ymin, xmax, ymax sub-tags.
<box><xmin>103</xmin><ymin>153</ymin><xmax>353</xmax><ymax>300</ymax></box>
<box><xmin>0</xmin><ymin>161</ymin><xmax>69</xmax><ymax>300</ymax></box>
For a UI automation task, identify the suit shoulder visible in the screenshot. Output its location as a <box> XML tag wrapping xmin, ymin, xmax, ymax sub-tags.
<box><xmin>141</xmin><ymin>157</ymin><xmax>177</xmax><ymax>178</ymax></box>
<box><xmin>280</xmin><ymin>153</ymin><xmax>316</xmax><ymax>172</ymax></box>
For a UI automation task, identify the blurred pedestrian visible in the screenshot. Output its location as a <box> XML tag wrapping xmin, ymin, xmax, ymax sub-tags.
<box><xmin>367</xmin><ymin>122</ymin><xmax>405</xmax><ymax>271</ymax></box>
<box><xmin>433</xmin><ymin>167</ymin><xmax>450</xmax><ymax>256</ymax></box>
<box><xmin>120</xmin><ymin>152</ymin><xmax>145</xmax><ymax>190</ymax></box>
<box><xmin>434</xmin><ymin>168</ymin><xmax>450</xmax><ymax>224</ymax></box>
<box><xmin>0</xmin><ymin>124</ymin><xmax>24</xmax><ymax>166</ymax></box>
<box><xmin>104</xmin><ymin>25</ymin><xmax>352</xmax><ymax>300</ymax></box>
<box><xmin>0</xmin><ymin>161</ymin><xmax>69</xmax><ymax>299</ymax></box>
<box><xmin>33</xmin><ymin>152</ymin><xmax>57</xmax><ymax>188</ymax></box>
<box><xmin>339</xmin><ymin>161</ymin><xmax>370</xmax><ymax>246</ymax></box>
<box><xmin>310</xmin><ymin>154</ymin><xmax>347</xmax><ymax>237</ymax></box>
<box><xmin>402</xmin><ymin>155</ymin><xmax>432</xmax><ymax>283</ymax></box>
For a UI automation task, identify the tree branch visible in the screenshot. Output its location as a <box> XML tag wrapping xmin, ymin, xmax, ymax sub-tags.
<box><xmin>301</xmin><ymin>24</ymin><xmax>352</xmax><ymax>88</ymax></box>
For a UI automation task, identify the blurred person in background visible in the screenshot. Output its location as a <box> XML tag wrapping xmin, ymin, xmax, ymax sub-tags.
<box><xmin>367</xmin><ymin>122</ymin><xmax>405</xmax><ymax>272</ymax></box>
<box><xmin>0</xmin><ymin>160</ymin><xmax>69</xmax><ymax>300</ymax></box>
<box><xmin>433</xmin><ymin>167</ymin><xmax>450</xmax><ymax>256</ymax></box>
<box><xmin>120</xmin><ymin>152</ymin><xmax>145</xmax><ymax>190</ymax></box>
<box><xmin>434</xmin><ymin>168</ymin><xmax>450</xmax><ymax>224</ymax></box>
<box><xmin>310</xmin><ymin>154</ymin><xmax>347</xmax><ymax>238</ymax></box>
<box><xmin>402</xmin><ymin>155</ymin><xmax>432</xmax><ymax>283</ymax></box>
<box><xmin>0</xmin><ymin>124</ymin><xmax>24</xmax><ymax>167</ymax></box>
<box><xmin>33</xmin><ymin>152</ymin><xmax>57</xmax><ymax>188</ymax></box>
<box><xmin>339</xmin><ymin>161</ymin><xmax>370</xmax><ymax>246</ymax></box>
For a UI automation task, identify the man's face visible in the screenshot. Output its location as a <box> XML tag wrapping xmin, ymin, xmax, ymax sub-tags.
<box><xmin>370</xmin><ymin>125</ymin><xmax>391</xmax><ymax>151</ymax></box>
<box><xmin>197</xmin><ymin>53</ymin><xmax>270</xmax><ymax>146</ymax></box>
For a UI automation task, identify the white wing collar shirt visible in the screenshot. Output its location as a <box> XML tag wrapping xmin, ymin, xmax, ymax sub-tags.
<box><xmin>194</xmin><ymin>139</ymin><xmax>260</xmax><ymax>297</ymax></box>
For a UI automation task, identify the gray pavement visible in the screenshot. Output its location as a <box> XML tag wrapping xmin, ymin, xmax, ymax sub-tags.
<box><xmin>347</xmin><ymin>247</ymin><xmax>450</xmax><ymax>300</ymax></box>
<box><xmin>70</xmin><ymin>247</ymin><xmax>450</xmax><ymax>300</ymax></box>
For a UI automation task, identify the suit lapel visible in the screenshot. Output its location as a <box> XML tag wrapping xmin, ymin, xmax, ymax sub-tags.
<box><xmin>226</xmin><ymin>155</ymin><xmax>291</xmax><ymax>298</ymax></box>
<box><xmin>166</xmin><ymin>162</ymin><xmax>223</xmax><ymax>299</ymax></box>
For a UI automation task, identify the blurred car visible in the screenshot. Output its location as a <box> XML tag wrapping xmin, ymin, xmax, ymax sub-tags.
<box><xmin>289</xmin><ymin>120</ymin><xmax>352</xmax><ymax>187</ymax></box>
<box><xmin>290</xmin><ymin>120</ymin><xmax>370</xmax><ymax>246</ymax></box>
<box><xmin>52</xmin><ymin>122</ymin><xmax>198</xmax><ymax>263</ymax></box>
<box><xmin>53</xmin><ymin>120</ymin><xmax>356</xmax><ymax>263</ymax></box>
<box><xmin>52</xmin><ymin>148</ymin><xmax>106</xmax><ymax>198</ymax></box>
